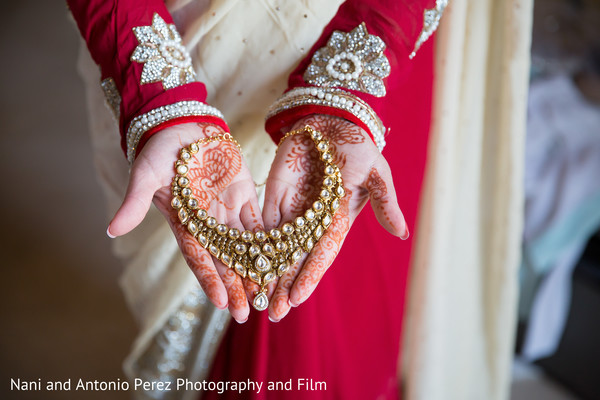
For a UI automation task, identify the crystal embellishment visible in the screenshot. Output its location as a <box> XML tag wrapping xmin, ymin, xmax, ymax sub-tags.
<box><xmin>131</xmin><ymin>13</ymin><xmax>196</xmax><ymax>90</ymax></box>
<box><xmin>235</xmin><ymin>263</ymin><xmax>246</xmax><ymax>278</ymax></box>
<box><xmin>253</xmin><ymin>292</ymin><xmax>269</xmax><ymax>311</ymax></box>
<box><xmin>303</xmin><ymin>23</ymin><xmax>390</xmax><ymax>97</ymax></box>
<box><xmin>410</xmin><ymin>0</ymin><xmax>449</xmax><ymax>59</ymax></box>
<box><xmin>255</xmin><ymin>255</ymin><xmax>271</xmax><ymax>273</ymax></box>
<box><xmin>100</xmin><ymin>78</ymin><xmax>121</xmax><ymax>120</ymax></box>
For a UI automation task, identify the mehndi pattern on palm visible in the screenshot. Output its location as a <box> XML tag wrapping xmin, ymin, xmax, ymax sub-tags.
<box><xmin>170</xmin><ymin>126</ymin><xmax>345</xmax><ymax>311</ymax></box>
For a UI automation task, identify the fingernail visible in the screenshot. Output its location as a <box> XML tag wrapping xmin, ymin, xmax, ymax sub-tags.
<box><xmin>268</xmin><ymin>316</ymin><xmax>280</xmax><ymax>323</ymax></box>
<box><xmin>218</xmin><ymin>303</ymin><xmax>228</xmax><ymax>310</ymax></box>
<box><xmin>237</xmin><ymin>317</ymin><xmax>248</xmax><ymax>324</ymax></box>
<box><xmin>106</xmin><ymin>227</ymin><xmax>116</xmax><ymax>239</ymax></box>
<box><xmin>400</xmin><ymin>226</ymin><xmax>410</xmax><ymax>240</ymax></box>
<box><xmin>288</xmin><ymin>299</ymin><xmax>298</xmax><ymax>308</ymax></box>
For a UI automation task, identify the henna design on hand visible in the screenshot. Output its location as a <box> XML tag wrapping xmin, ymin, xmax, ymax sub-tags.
<box><xmin>293</xmin><ymin>114</ymin><xmax>366</xmax><ymax>146</ymax></box>
<box><xmin>264</xmin><ymin>114</ymin><xmax>406</xmax><ymax>318</ymax></box>
<box><xmin>289</xmin><ymin>188</ymin><xmax>352</xmax><ymax>306</ymax></box>
<box><xmin>164</xmin><ymin>211</ymin><xmax>227</xmax><ymax>308</ymax></box>
<box><xmin>284</xmin><ymin>134</ymin><xmax>318</xmax><ymax>173</ymax></box>
<box><xmin>187</xmin><ymin>142</ymin><xmax>242</xmax><ymax>207</ymax></box>
<box><xmin>366</xmin><ymin>167</ymin><xmax>388</xmax><ymax>203</ymax></box>
<box><xmin>289</xmin><ymin>174</ymin><xmax>321</xmax><ymax>214</ymax></box>
<box><xmin>282</xmin><ymin>134</ymin><xmax>324</xmax><ymax>214</ymax></box>
<box><xmin>268</xmin><ymin>256</ymin><xmax>303</xmax><ymax>320</ymax></box>
<box><xmin>217</xmin><ymin>266</ymin><xmax>249</xmax><ymax>319</ymax></box>
<box><xmin>365</xmin><ymin>167</ymin><xmax>399</xmax><ymax>232</ymax></box>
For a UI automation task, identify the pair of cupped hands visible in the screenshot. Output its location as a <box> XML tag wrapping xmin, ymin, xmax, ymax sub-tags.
<box><xmin>107</xmin><ymin>114</ymin><xmax>408</xmax><ymax>323</ymax></box>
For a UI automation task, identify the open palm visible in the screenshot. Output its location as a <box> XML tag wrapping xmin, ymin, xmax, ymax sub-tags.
<box><xmin>108</xmin><ymin>122</ymin><xmax>262</xmax><ymax>323</ymax></box>
<box><xmin>262</xmin><ymin>115</ymin><xmax>409</xmax><ymax>322</ymax></box>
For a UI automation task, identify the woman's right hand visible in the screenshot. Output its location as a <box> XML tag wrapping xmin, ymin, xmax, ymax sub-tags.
<box><xmin>107</xmin><ymin>122</ymin><xmax>262</xmax><ymax>324</ymax></box>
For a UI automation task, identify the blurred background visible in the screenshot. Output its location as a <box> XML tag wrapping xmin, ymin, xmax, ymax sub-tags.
<box><xmin>0</xmin><ymin>1</ymin><xmax>135</xmax><ymax>399</ymax></box>
<box><xmin>0</xmin><ymin>0</ymin><xmax>599</xmax><ymax>399</ymax></box>
<box><xmin>512</xmin><ymin>0</ymin><xmax>600</xmax><ymax>399</ymax></box>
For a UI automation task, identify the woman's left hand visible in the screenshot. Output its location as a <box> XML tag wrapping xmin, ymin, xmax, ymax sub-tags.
<box><xmin>261</xmin><ymin>114</ymin><xmax>409</xmax><ymax>322</ymax></box>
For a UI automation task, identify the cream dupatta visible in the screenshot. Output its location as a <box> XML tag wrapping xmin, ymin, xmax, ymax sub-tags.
<box><xmin>403</xmin><ymin>1</ymin><xmax>533</xmax><ymax>399</ymax></box>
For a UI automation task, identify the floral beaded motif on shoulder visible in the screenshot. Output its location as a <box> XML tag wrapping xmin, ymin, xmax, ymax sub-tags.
<box><xmin>410</xmin><ymin>0</ymin><xmax>449</xmax><ymax>59</ymax></box>
<box><xmin>131</xmin><ymin>13</ymin><xmax>196</xmax><ymax>90</ymax></box>
<box><xmin>303</xmin><ymin>23</ymin><xmax>391</xmax><ymax>98</ymax></box>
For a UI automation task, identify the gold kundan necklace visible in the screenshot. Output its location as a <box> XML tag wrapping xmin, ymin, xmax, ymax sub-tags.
<box><xmin>170</xmin><ymin>126</ymin><xmax>345</xmax><ymax>311</ymax></box>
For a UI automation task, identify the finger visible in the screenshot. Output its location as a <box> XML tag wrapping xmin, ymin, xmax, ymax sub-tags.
<box><xmin>365</xmin><ymin>164</ymin><xmax>408</xmax><ymax>239</ymax></box>
<box><xmin>240</xmin><ymin>199</ymin><xmax>264</xmax><ymax>232</ymax></box>
<box><xmin>175</xmin><ymin>229</ymin><xmax>229</xmax><ymax>309</ymax></box>
<box><xmin>108</xmin><ymin>160</ymin><xmax>161</xmax><ymax>237</ymax></box>
<box><xmin>259</xmin><ymin>178</ymin><xmax>286</xmax><ymax>310</ymax></box>
<box><xmin>289</xmin><ymin>197</ymin><xmax>352</xmax><ymax>307</ymax></box>
<box><xmin>268</xmin><ymin>254</ymin><xmax>306</xmax><ymax>322</ymax></box>
<box><xmin>157</xmin><ymin>199</ymin><xmax>229</xmax><ymax>309</ymax></box>
<box><xmin>262</xmin><ymin>190</ymin><xmax>282</xmax><ymax>231</ymax></box>
<box><xmin>211</xmin><ymin>178</ymin><xmax>254</xmax><ymax>223</ymax></box>
<box><xmin>239</xmin><ymin>200</ymin><xmax>266</xmax><ymax>303</ymax></box>
<box><xmin>184</xmin><ymin>244</ymin><xmax>229</xmax><ymax>310</ymax></box>
<box><xmin>214</xmin><ymin>260</ymin><xmax>250</xmax><ymax>323</ymax></box>
<box><xmin>243</xmin><ymin>278</ymin><xmax>261</xmax><ymax>304</ymax></box>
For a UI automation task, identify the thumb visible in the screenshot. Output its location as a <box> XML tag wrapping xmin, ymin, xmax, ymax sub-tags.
<box><xmin>365</xmin><ymin>164</ymin><xmax>409</xmax><ymax>239</ymax></box>
<box><xmin>107</xmin><ymin>164</ymin><xmax>161</xmax><ymax>237</ymax></box>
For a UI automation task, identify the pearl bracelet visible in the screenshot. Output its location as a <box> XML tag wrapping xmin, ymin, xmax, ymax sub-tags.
<box><xmin>126</xmin><ymin>101</ymin><xmax>225</xmax><ymax>164</ymax></box>
<box><xmin>266</xmin><ymin>87</ymin><xmax>387</xmax><ymax>151</ymax></box>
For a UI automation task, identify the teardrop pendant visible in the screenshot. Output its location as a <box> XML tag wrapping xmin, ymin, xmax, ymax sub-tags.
<box><xmin>253</xmin><ymin>291</ymin><xmax>269</xmax><ymax>311</ymax></box>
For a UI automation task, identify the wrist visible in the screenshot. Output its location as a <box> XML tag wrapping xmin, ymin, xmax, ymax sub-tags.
<box><xmin>132</xmin><ymin>113</ymin><xmax>229</xmax><ymax>163</ymax></box>
<box><xmin>266</xmin><ymin>87</ymin><xmax>386</xmax><ymax>151</ymax></box>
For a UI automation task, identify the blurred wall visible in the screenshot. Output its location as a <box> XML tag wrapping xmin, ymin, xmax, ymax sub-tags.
<box><xmin>0</xmin><ymin>2</ymin><xmax>136</xmax><ymax>399</ymax></box>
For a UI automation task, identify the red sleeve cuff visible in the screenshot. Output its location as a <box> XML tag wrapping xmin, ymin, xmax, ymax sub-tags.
<box><xmin>135</xmin><ymin>116</ymin><xmax>229</xmax><ymax>159</ymax></box>
<box><xmin>265</xmin><ymin>105</ymin><xmax>372</xmax><ymax>145</ymax></box>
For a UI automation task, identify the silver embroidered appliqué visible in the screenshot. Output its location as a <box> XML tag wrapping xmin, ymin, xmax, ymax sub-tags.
<box><xmin>410</xmin><ymin>0</ymin><xmax>449</xmax><ymax>59</ymax></box>
<box><xmin>131</xmin><ymin>13</ymin><xmax>196</xmax><ymax>90</ymax></box>
<box><xmin>100</xmin><ymin>77</ymin><xmax>121</xmax><ymax>120</ymax></box>
<box><xmin>303</xmin><ymin>23</ymin><xmax>391</xmax><ymax>98</ymax></box>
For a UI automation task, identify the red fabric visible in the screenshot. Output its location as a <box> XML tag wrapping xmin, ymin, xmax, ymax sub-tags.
<box><xmin>206</xmin><ymin>3</ymin><xmax>435</xmax><ymax>399</ymax></box>
<box><xmin>265</xmin><ymin>0</ymin><xmax>435</xmax><ymax>143</ymax></box>
<box><xmin>67</xmin><ymin>0</ymin><xmax>224</xmax><ymax>157</ymax></box>
<box><xmin>265</xmin><ymin>104</ymin><xmax>373</xmax><ymax>145</ymax></box>
<box><xmin>70</xmin><ymin>1</ymin><xmax>436</xmax><ymax>397</ymax></box>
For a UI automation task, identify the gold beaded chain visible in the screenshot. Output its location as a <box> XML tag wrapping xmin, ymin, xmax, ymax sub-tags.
<box><xmin>170</xmin><ymin>126</ymin><xmax>345</xmax><ymax>311</ymax></box>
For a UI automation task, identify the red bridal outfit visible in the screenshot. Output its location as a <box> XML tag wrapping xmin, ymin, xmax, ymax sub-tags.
<box><xmin>68</xmin><ymin>0</ymin><xmax>443</xmax><ymax>398</ymax></box>
<box><xmin>208</xmin><ymin>1</ymin><xmax>437</xmax><ymax>399</ymax></box>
